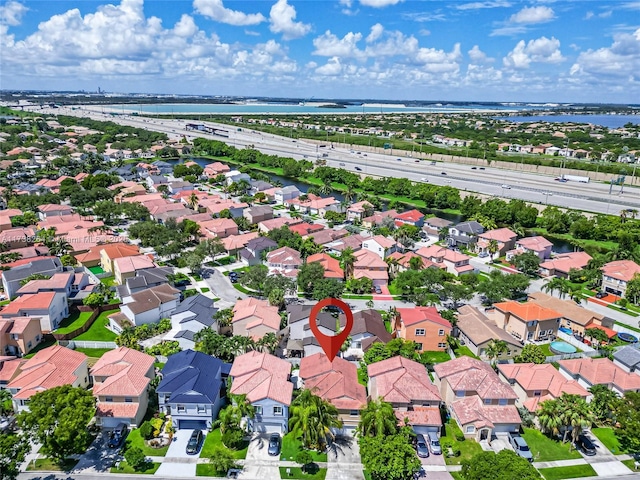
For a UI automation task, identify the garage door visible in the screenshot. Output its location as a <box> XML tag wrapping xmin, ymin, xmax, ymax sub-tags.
<box><xmin>332</xmin><ymin>426</ymin><xmax>356</xmax><ymax>437</ymax></box>
<box><xmin>254</xmin><ymin>423</ymin><xmax>282</xmax><ymax>433</ymax></box>
<box><xmin>102</xmin><ymin>417</ymin><xmax>124</xmax><ymax>428</ymax></box>
<box><xmin>178</xmin><ymin>420</ymin><xmax>207</xmax><ymax>430</ymax></box>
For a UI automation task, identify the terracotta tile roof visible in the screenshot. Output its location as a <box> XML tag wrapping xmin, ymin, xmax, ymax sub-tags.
<box><xmin>416</xmin><ymin>245</ymin><xmax>446</xmax><ymax>260</ymax></box>
<box><xmin>1</xmin><ymin>316</ymin><xmax>39</xmax><ymax>335</ymax></box>
<box><xmin>299</xmin><ymin>353</ymin><xmax>367</xmax><ymax>410</ymax></box>
<box><xmin>223</xmin><ymin>232</ymin><xmax>260</xmax><ymax>251</ymax></box>
<box><xmin>451</xmin><ymin>395</ymin><xmax>521</xmax><ymax>428</ymax></box>
<box><xmin>258</xmin><ymin>217</ymin><xmax>303</xmax><ymax>232</ymax></box>
<box><xmin>397</xmin><ymin>306</ymin><xmax>451</xmax><ymax>329</ymax></box>
<box><xmin>540</xmin><ymin>252</ymin><xmax>592</xmax><ymax>274</ymax></box>
<box><xmin>433</xmin><ymin>357</ymin><xmax>518</xmax><ymax>401</ymax></box>
<box><xmin>91</xmin><ymin>346</ymin><xmax>154</xmax><ymax>397</ymax></box>
<box><xmin>348</xmin><ymin>201</ymin><xmax>373</xmax><ymax>213</ymax></box>
<box><xmin>478</xmin><ymin>228</ymin><xmax>518</xmax><ymax>243</ymax></box>
<box><xmin>230</xmin><ymin>351</ymin><xmax>293</xmax><ymax>406</ymax></box>
<box><xmin>354</xmin><ymin>249</ymin><xmax>388</xmax><ymax>269</ymax></box>
<box><xmin>368</xmin><ymin>356</ymin><xmax>441</xmax><ymax>404</ymax></box>
<box><xmin>267</xmin><ymin>247</ymin><xmax>303</xmax><ymax>266</ymax></box>
<box><xmin>602</xmin><ymin>260</ymin><xmax>640</xmax><ymax>283</ymax></box>
<box><xmin>394</xmin><ymin>209</ymin><xmax>425</xmax><ymax>223</ymax></box>
<box><xmin>493</xmin><ymin>300</ymin><xmax>562</xmax><ymax>322</ymax></box>
<box><xmin>527</xmin><ymin>292</ymin><xmax>603</xmax><ymax>327</ymax></box>
<box><xmin>306</xmin><ymin>253</ymin><xmax>344</xmax><ymax>279</ymax></box>
<box><xmin>307</xmin><ymin>229</ymin><xmax>349</xmax><ymax>246</ymax></box>
<box><xmin>559</xmin><ymin>357</ymin><xmax>640</xmax><ymax>392</ymax></box>
<box><xmin>0</xmin><ymin>358</ymin><xmax>23</xmax><ymax>383</ymax></box>
<box><xmin>8</xmin><ymin>345</ymin><xmax>86</xmax><ymax>400</ymax></box>
<box><xmin>516</xmin><ymin>236</ymin><xmax>554</xmax><ymax>251</ymax></box>
<box><xmin>17</xmin><ymin>272</ymin><xmax>74</xmax><ymax>295</ymax></box>
<box><xmin>395</xmin><ymin>406</ymin><xmax>442</xmax><ymax>428</ymax></box>
<box><xmin>96</xmin><ymin>244</ymin><xmax>141</xmax><ymax>261</ymax></box>
<box><xmin>289</xmin><ymin>223</ymin><xmax>324</xmax><ymax>236</ymax></box>
<box><xmin>95</xmin><ymin>402</ymin><xmax>141</xmax><ymax>419</ymax></box>
<box><xmin>232</xmin><ymin>298</ymin><xmax>281</xmax><ymax>334</ymax></box>
<box><xmin>114</xmin><ymin>255</ymin><xmax>156</xmax><ymax>274</ymax></box>
<box><xmin>368</xmin><ymin>235</ymin><xmax>397</xmax><ymax>249</ymax></box>
<box><xmin>456</xmin><ymin>305</ymin><xmax>523</xmax><ymax>348</ymax></box>
<box><xmin>1</xmin><ymin>292</ymin><xmax>58</xmax><ymax>315</ymax></box>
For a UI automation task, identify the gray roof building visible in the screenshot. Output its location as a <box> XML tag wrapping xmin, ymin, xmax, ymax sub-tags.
<box><xmin>2</xmin><ymin>257</ymin><xmax>64</xmax><ymax>299</ymax></box>
<box><xmin>613</xmin><ymin>345</ymin><xmax>640</xmax><ymax>373</ymax></box>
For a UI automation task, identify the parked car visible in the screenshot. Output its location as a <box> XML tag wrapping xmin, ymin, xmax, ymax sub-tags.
<box><xmin>576</xmin><ymin>433</ymin><xmax>597</xmax><ymax>456</ymax></box>
<box><xmin>186</xmin><ymin>429</ymin><xmax>204</xmax><ymax>455</ymax></box>
<box><xmin>479</xmin><ymin>167</ymin><xmax>485</xmax><ymax>170</ymax></box>
<box><xmin>478</xmin><ymin>252</ymin><xmax>489</xmax><ymax>258</ymax></box>
<box><xmin>427</xmin><ymin>432</ymin><xmax>442</xmax><ymax>455</ymax></box>
<box><xmin>268</xmin><ymin>433</ymin><xmax>281</xmax><ymax>456</ymax></box>
<box><xmin>415</xmin><ymin>434</ymin><xmax>429</xmax><ymax>458</ymax></box>
<box><xmin>397</xmin><ymin>158</ymin><xmax>402</xmax><ymax>161</ymax></box>
<box><xmin>108</xmin><ymin>422</ymin><xmax>129</xmax><ymax>448</ymax></box>
<box><xmin>508</xmin><ymin>433</ymin><xmax>533</xmax><ymax>462</ymax></box>
<box><xmin>471</xmin><ymin>166</ymin><xmax>477</xmax><ymax>169</ymax></box>
<box><xmin>595</xmin><ymin>291</ymin><xmax>606</xmax><ymax>299</ymax></box>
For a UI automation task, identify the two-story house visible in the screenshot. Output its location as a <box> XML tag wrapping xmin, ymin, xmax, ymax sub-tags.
<box><xmin>113</xmin><ymin>255</ymin><xmax>157</xmax><ymax>286</ymax></box>
<box><xmin>232</xmin><ymin>298</ymin><xmax>281</xmax><ymax>341</ymax></box>
<box><xmin>229</xmin><ymin>351</ymin><xmax>293</xmax><ymax>434</ymax></box>
<box><xmin>368</xmin><ymin>356</ymin><xmax>442</xmax><ymax>436</ymax></box>
<box><xmin>422</xmin><ymin>217</ymin><xmax>453</xmax><ymax>239</ymax></box>
<box><xmin>306</xmin><ymin>253</ymin><xmax>344</xmax><ymax>280</ymax></box>
<box><xmin>447</xmin><ymin>221</ymin><xmax>484</xmax><ymax>248</ymax></box>
<box><xmin>118</xmin><ymin>284</ymin><xmax>181</xmax><ymax>327</ymax></box>
<box><xmin>393</xmin><ymin>209</ymin><xmax>425</xmax><ymax>228</ymax></box>
<box><xmin>346</xmin><ymin>201</ymin><xmax>373</xmax><ymax>222</ymax></box>
<box><xmin>299</xmin><ymin>353</ymin><xmax>367</xmax><ymax>436</ymax></box>
<box><xmin>558</xmin><ymin>357</ymin><xmax>640</xmax><ymax>397</ymax></box>
<box><xmin>16</xmin><ymin>271</ymin><xmax>91</xmax><ymax>301</ymax></box>
<box><xmin>274</xmin><ymin>185</ymin><xmax>301</xmax><ymax>205</ymax></box>
<box><xmin>157</xmin><ymin>349</ymin><xmax>231</xmax><ymax>430</ymax></box>
<box><xmin>455</xmin><ymin>305</ymin><xmax>523</xmax><ymax>360</ymax></box>
<box><xmin>476</xmin><ymin>228</ymin><xmax>518</xmax><ymax>257</ymax></box>
<box><xmin>266</xmin><ymin>247</ymin><xmax>303</xmax><ymax>278</ymax></box>
<box><xmin>353</xmin><ymin>249</ymin><xmax>389</xmax><ymax>286</ymax></box>
<box><xmin>539</xmin><ymin>252</ymin><xmax>592</xmax><ymax>278</ymax></box>
<box><xmin>432</xmin><ymin>357</ymin><xmax>520</xmax><ymax>442</ymax></box>
<box><xmin>115</xmin><ymin>267</ymin><xmax>174</xmax><ymax>299</ymax></box>
<box><xmin>415</xmin><ymin>245</ymin><xmax>474</xmax><ymax>276</ymax></box>
<box><xmin>395</xmin><ymin>307</ymin><xmax>451</xmax><ymax>353</ymax></box>
<box><xmin>601</xmin><ymin>260</ymin><xmax>640</xmax><ymax>297</ymax></box>
<box><xmin>498</xmin><ymin>363</ymin><xmax>589</xmax><ymax>412</ymax></box>
<box><xmin>0</xmin><ymin>317</ymin><xmax>43</xmax><ymax>357</ymax></box>
<box><xmin>488</xmin><ymin>300</ymin><xmax>562</xmax><ymax>343</ymax></box>
<box><xmin>1</xmin><ymin>257</ymin><xmax>64</xmax><ymax>299</ymax></box>
<box><xmin>507</xmin><ymin>236</ymin><xmax>554</xmax><ymax>261</ymax></box>
<box><xmin>339</xmin><ymin>309</ymin><xmax>392</xmax><ymax>359</ymax></box>
<box><xmin>362</xmin><ymin>235</ymin><xmax>399</xmax><ymax>259</ymax></box>
<box><xmin>240</xmin><ymin>237</ymin><xmax>278</xmax><ymax>267</ymax></box>
<box><xmin>243</xmin><ymin>205</ymin><xmax>274</xmax><ymax>225</ymax></box>
<box><xmin>8</xmin><ymin>345</ymin><xmax>89</xmax><ymax>412</ymax></box>
<box><xmin>0</xmin><ymin>292</ymin><xmax>69</xmax><ymax>333</ymax></box>
<box><xmin>168</xmin><ymin>294</ymin><xmax>218</xmax><ymax>350</ymax></box>
<box><xmin>91</xmin><ymin>347</ymin><xmax>155</xmax><ymax>428</ymax></box>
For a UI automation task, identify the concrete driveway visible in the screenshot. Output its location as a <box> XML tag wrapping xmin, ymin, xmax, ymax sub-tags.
<box><xmin>154</xmin><ymin>429</ymin><xmax>198</xmax><ymax>478</ymax></box>
<box><xmin>204</xmin><ymin>267</ymin><xmax>247</xmax><ymax>305</ymax></box>
<box><xmin>72</xmin><ymin>429</ymin><xmax>121</xmax><ymax>473</ymax></box>
<box><xmin>239</xmin><ymin>433</ymin><xmax>280</xmax><ymax>480</ymax></box>
<box><xmin>326</xmin><ymin>436</ymin><xmax>364</xmax><ymax>480</ymax></box>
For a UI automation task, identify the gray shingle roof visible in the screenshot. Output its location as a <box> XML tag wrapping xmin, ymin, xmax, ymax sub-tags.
<box><xmin>614</xmin><ymin>345</ymin><xmax>640</xmax><ymax>369</ymax></box>
<box><xmin>172</xmin><ymin>294</ymin><xmax>217</xmax><ymax>327</ymax></box>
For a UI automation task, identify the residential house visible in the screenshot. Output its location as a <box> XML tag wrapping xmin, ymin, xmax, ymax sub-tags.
<box><xmin>288</xmin><ymin>222</ymin><xmax>325</xmax><ymax>237</ymax></box>
<box><xmin>1</xmin><ymin>257</ymin><xmax>63</xmax><ymax>299</ymax></box>
<box><xmin>487</xmin><ymin>300</ymin><xmax>562</xmax><ymax>343</ymax></box>
<box><xmin>232</xmin><ymin>298</ymin><xmax>281</xmax><ymax>340</ymax></box>
<box><xmin>299</xmin><ymin>353</ymin><xmax>367</xmax><ymax>436</ymax></box>
<box><xmin>16</xmin><ymin>271</ymin><xmax>77</xmax><ymax>298</ymax></box>
<box><xmin>284</xmin><ymin>305</ymin><xmax>337</xmax><ymax>358</ymax></box>
<box><xmin>559</xmin><ymin>357</ymin><xmax>640</xmax><ymax>396</ymax></box>
<box><xmin>361</xmin><ymin>210</ymin><xmax>398</xmax><ymax>230</ymax></box>
<box><xmin>422</xmin><ymin>217</ymin><xmax>453</xmax><ymax>238</ymax></box>
<box><xmin>539</xmin><ymin>252</ymin><xmax>592</xmax><ymax>278</ymax></box>
<box><xmin>367</xmin><ymin>356</ymin><xmax>442</xmax><ymax>436</ymax></box>
<box><xmin>266</xmin><ymin>247</ymin><xmax>303</xmax><ymax>278</ymax></box>
<box><xmin>415</xmin><ymin>245</ymin><xmax>474</xmax><ymax>276</ymax></box>
<box><xmin>0</xmin><ymin>317</ymin><xmax>43</xmax><ymax>357</ymax></box>
<box><xmin>225</xmin><ymin>171</ymin><xmax>251</xmax><ymax>185</ymax></box>
<box><xmin>455</xmin><ymin>305</ymin><xmax>523</xmax><ymax>360</ymax></box>
<box><xmin>230</xmin><ymin>351</ymin><xmax>293</xmax><ymax>433</ymax></box>
<box><xmin>117</xmin><ymin>284</ymin><xmax>181</xmax><ymax>327</ymax></box>
<box><xmin>167</xmin><ymin>181</ymin><xmax>194</xmax><ymax>194</ymax></box>
<box><xmin>353</xmin><ymin>249</ymin><xmax>389</xmax><ymax>286</ymax></box>
<box><xmin>37</xmin><ymin>204</ymin><xmax>73</xmax><ymax>220</ymax></box>
<box><xmin>613</xmin><ymin>346</ymin><xmax>640</xmax><ymax>374</ymax></box>
<box><xmin>82</xmin><ymin>244</ymin><xmax>142</xmax><ymax>273</ymax></box>
<box><xmin>203</xmin><ymin>162</ymin><xmax>231</xmax><ymax>179</ymax></box>
<box><xmin>146</xmin><ymin>175</ymin><xmax>169</xmax><ymax>192</ymax></box>
<box><xmin>168</xmin><ymin>295</ymin><xmax>218</xmax><ymax>350</ymax></box>
<box><xmin>386</xmin><ymin>251</ymin><xmax>434</xmax><ymax>275</ymax></box>
<box><xmin>91</xmin><ymin>347</ymin><xmax>155</xmax><ymax>428</ymax></box>
<box><xmin>0</xmin><ymin>292</ymin><xmax>69</xmax><ymax>332</ymax></box>
<box><xmin>0</xmin><ymin>357</ymin><xmax>22</xmax><ymax>389</ymax></box>
<box><xmin>447</xmin><ymin>221</ymin><xmax>484</xmax><ymax>248</ymax></box>
<box><xmin>325</xmin><ymin>234</ymin><xmax>366</xmax><ymax>255</ymax></box>
<box><xmin>222</xmin><ymin>233</ymin><xmax>260</xmax><ymax>258</ymax></box>
<box><xmin>199</xmin><ymin>218</ymin><xmax>239</xmax><ymax>240</ymax></box>
<box><xmin>527</xmin><ymin>292</ymin><xmax>614</xmax><ymax>336</ymax></box>
<box><xmin>394</xmin><ymin>209</ymin><xmax>425</xmax><ymax>228</ymax></box>
<box><xmin>243</xmin><ymin>205</ymin><xmax>274</xmax><ymax>225</ymax></box>
<box><xmin>257</xmin><ymin>217</ymin><xmax>303</xmax><ymax>233</ymax></box>
<box><xmin>113</xmin><ymin>255</ymin><xmax>156</xmax><ymax>285</ymax></box>
<box><xmin>306</xmin><ymin>253</ymin><xmax>344</xmax><ymax>280</ymax></box>
<box><xmin>497</xmin><ymin>363</ymin><xmax>589</xmax><ymax>412</ymax></box>
<box><xmin>306</xmin><ymin>228</ymin><xmax>349</xmax><ymax>247</ymax></box>
<box><xmin>601</xmin><ymin>260</ymin><xmax>640</xmax><ymax>297</ymax></box>
<box><xmin>362</xmin><ymin>235</ymin><xmax>399</xmax><ymax>259</ymax></box>
<box><xmin>507</xmin><ymin>236</ymin><xmax>554</xmax><ymax>261</ymax></box>
<box><xmin>476</xmin><ymin>228</ymin><xmax>518</xmax><ymax>257</ymax></box>
<box><xmin>157</xmin><ymin>349</ymin><xmax>231</xmax><ymax>430</ymax></box>
<box><xmin>115</xmin><ymin>267</ymin><xmax>174</xmax><ymax>299</ymax></box>
<box><xmin>338</xmin><ymin>309</ymin><xmax>392</xmax><ymax>359</ymax></box>
<box><xmin>432</xmin><ymin>357</ymin><xmax>520</xmax><ymax>441</ymax></box>
<box><xmin>8</xmin><ymin>345</ymin><xmax>89</xmax><ymax>412</ymax></box>
<box><xmin>0</xmin><ymin>226</ymin><xmax>37</xmax><ymax>249</ymax></box>
<box><xmin>240</xmin><ymin>237</ymin><xmax>278</xmax><ymax>266</ymax></box>
<box><xmin>395</xmin><ymin>307</ymin><xmax>451</xmax><ymax>353</ymax></box>
<box><xmin>346</xmin><ymin>201</ymin><xmax>373</xmax><ymax>222</ymax></box>
<box><xmin>274</xmin><ymin>185</ymin><xmax>301</xmax><ymax>204</ymax></box>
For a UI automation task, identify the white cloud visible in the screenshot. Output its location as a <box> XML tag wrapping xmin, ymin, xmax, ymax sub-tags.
<box><xmin>456</xmin><ymin>1</ymin><xmax>511</xmax><ymax>11</ymax></box>
<box><xmin>402</xmin><ymin>12</ymin><xmax>446</xmax><ymax>22</ymax></box>
<box><xmin>570</xmin><ymin>28</ymin><xmax>640</xmax><ymax>77</ymax></box>
<box><xmin>193</xmin><ymin>0</ymin><xmax>265</xmax><ymax>26</ymax></box>
<box><xmin>269</xmin><ymin>0</ymin><xmax>311</xmax><ymax>40</ymax></box>
<box><xmin>316</xmin><ymin>56</ymin><xmax>343</xmax><ymax>75</ymax></box>
<box><xmin>490</xmin><ymin>25</ymin><xmax>527</xmax><ymax>37</ymax></box>
<box><xmin>312</xmin><ymin>30</ymin><xmax>363</xmax><ymax>58</ymax></box>
<box><xmin>412</xmin><ymin>43</ymin><xmax>462</xmax><ymax>74</ymax></box>
<box><xmin>366</xmin><ymin>23</ymin><xmax>384</xmax><ymax>43</ymax></box>
<box><xmin>509</xmin><ymin>6</ymin><xmax>555</xmax><ymax>24</ymax></box>
<box><xmin>0</xmin><ymin>0</ymin><xmax>28</xmax><ymax>26</ymax></box>
<box><xmin>359</xmin><ymin>0</ymin><xmax>403</xmax><ymax>7</ymax></box>
<box><xmin>503</xmin><ymin>36</ymin><xmax>565</xmax><ymax>69</ymax></box>
<box><xmin>468</xmin><ymin>45</ymin><xmax>493</xmax><ymax>64</ymax></box>
<box><xmin>419</xmin><ymin>29</ymin><xmax>431</xmax><ymax>36</ymax></box>
<box><xmin>173</xmin><ymin>14</ymin><xmax>198</xmax><ymax>37</ymax></box>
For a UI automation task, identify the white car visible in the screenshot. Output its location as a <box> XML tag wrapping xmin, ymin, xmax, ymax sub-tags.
<box><xmin>501</xmin><ymin>184</ymin><xmax>511</xmax><ymax>189</ymax></box>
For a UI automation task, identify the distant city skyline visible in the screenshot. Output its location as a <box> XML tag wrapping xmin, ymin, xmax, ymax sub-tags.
<box><xmin>1</xmin><ymin>0</ymin><xmax>639</xmax><ymax>104</ymax></box>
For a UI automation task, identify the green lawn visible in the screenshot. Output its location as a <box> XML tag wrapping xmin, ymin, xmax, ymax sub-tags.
<box><xmin>23</xmin><ymin>335</ymin><xmax>57</xmax><ymax>358</ymax></box>
<box><xmin>279</xmin><ymin>466</ymin><xmax>327</xmax><ymax>480</ymax></box>
<box><xmin>200</xmin><ymin>428</ymin><xmax>249</xmax><ymax>459</ymax></box>
<box><xmin>453</xmin><ymin>345</ymin><xmax>479</xmax><ymax>359</ymax></box>
<box><xmin>201</xmin><ymin>287</ymin><xmax>211</xmax><ymax>293</ymax></box>
<box><xmin>26</xmin><ymin>458</ymin><xmax>78</xmax><ymax>471</ymax></box>
<box><xmin>622</xmin><ymin>459</ymin><xmax>638</xmax><ymax>472</ymax></box>
<box><xmin>422</xmin><ymin>350</ymin><xmax>452</xmax><ymax>364</ymax></box>
<box><xmin>0</xmin><ymin>299</ymin><xmax>10</xmax><ymax>306</ymax></box>
<box><xmin>538</xmin><ymin>464</ymin><xmax>597</xmax><ymax>480</ymax></box>
<box><xmin>100</xmin><ymin>276</ymin><xmax>116</xmax><ymax>287</ymax></box>
<box><xmin>441</xmin><ymin>419</ymin><xmax>483</xmax><ymax>465</ymax></box>
<box><xmin>521</xmin><ymin>429</ymin><xmax>582</xmax><ymax>462</ymax></box>
<box><xmin>110</xmin><ymin>461</ymin><xmax>161</xmax><ymax>474</ymax></box>
<box><xmin>383</xmin><ymin>319</ymin><xmax>392</xmax><ymax>333</ymax></box>
<box><xmin>591</xmin><ymin>427</ymin><xmax>623</xmax><ymax>454</ymax></box>
<box><xmin>608</xmin><ymin>304</ymin><xmax>639</xmax><ymax>317</ymax></box>
<box><xmin>196</xmin><ymin>463</ymin><xmax>228</xmax><ymax>477</ymax></box>
<box><xmin>89</xmin><ymin>266</ymin><xmax>106</xmax><ymax>275</ymax></box>
<box><xmin>281</xmin><ymin>432</ymin><xmax>328</xmax><ymax>463</ymax></box>
<box><xmin>55</xmin><ymin>310</ymin><xmax>93</xmax><ymax>335</ymax></box>
<box><xmin>124</xmin><ymin>428</ymin><xmax>169</xmax><ymax>457</ymax></box>
<box><xmin>74</xmin><ymin>311</ymin><xmax>117</xmax><ymax>341</ymax></box>
<box><xmin>74</xmin><ymin>347</ymin><xmax>113</xmax><ymax>358</ymax></box>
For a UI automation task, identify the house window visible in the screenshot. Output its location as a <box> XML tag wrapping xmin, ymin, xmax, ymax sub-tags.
<box><xmin>125</xmin><ymin>397</ymin><xmax>133</xmax><ymax>403</ymax></box>
<box><xmin>533</xmin><ymin>391</ymin><xmax>542</xmax><ymax>397</ymax></box>
<box><xmin>273</xmin><ymin>406</ymin><xmax>283</xmax><ymax>416</ymax></box>
<box><xmin>456</xmin><ymin>390</ymin><xmax>465</xmax><ymax>397</ymax></box>
<box><xmin>438</xmin><ymin>342</ymin><xmax>447</xmax><ymax>348</ymax></box>
<box><xmin>164</xmin><ymin>396</ymin><xmax>171</xmax><ymax>403</ymax></box>
<box><xmin>105</xmin><ymin>397</ymin><xmax>113</xmax><ymax>402</ymax></box>
<box><xmin>354</xmin><ymin>342</ymin><xmax>362</xmax><ymax>349</ymax></box>
<box><xmin>498</xmin><ymin>399</ymin><xmax>508</xmax><ymax>406</ymax></box>
<box><xmin>27</xmin><ymin>341</ymin><xmax>32</xmax><ymax>349</ymax></box>
<box><xmin>415</xmin><ymin>329</ymin><xmax>426</xmax><ymax>336</ymax></box>
<box><xmin>438</xmin><ymin>329</ymin><xmax>445</xmax><ymax>336</ymax></box>
<box><xmin>255</xmin><ymin>406</ymin><xmax>263</xmax><ymax>415</ymax></box>
<box><xmin>177</xmin><ymin>404</ymin><xmax>186</xmax><ymax>413</ymax></box>
<box><xmin>350</xmin><ymin>410</ymin><xmax>358</xmax><ymax>416</ymax></box>
<box><xmin>484</xmin><ymin>399</ymin><xmax>492</xmax><ymax>405</ymax></box>
<box><xmin>465</xmin><ymin>426</ymin><xmax>475</xmax><ymax>434</ymax></box>
<box><xmin>197</xmin><ymin>405</ymin><xmax>206</xmax><ymax>413</ymax></box>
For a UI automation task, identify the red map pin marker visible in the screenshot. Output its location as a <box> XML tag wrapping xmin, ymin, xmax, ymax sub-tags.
<box><xmin>309</xmin><ymin>298</ymin><xmax>354</xmax><ymax>362</ymax></box>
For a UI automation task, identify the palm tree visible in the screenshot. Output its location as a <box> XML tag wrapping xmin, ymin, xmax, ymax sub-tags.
<box><xmin>340</xmin><ymin>247</ymin><xmax>356</xmax><ymax>280</ymax></box>
<box><xmin>487</xmin><ymin>239</ymin><xmax>499</xmax><ymax>263</ymax></box>
<box><xmin>343</xmin><ymin>186</ymin><xmax>356</xmax><ymax>204</ymax></box>
<box><xmin>49</xmin><ymin>238</ymin><xmax>72</xmax><ymax>257</ymax></box>
<box><xmin>537</xmin><ymin>399</ymin><xmax>563</xmax><ymax>439</ymax></box>
<box><xmin>319</xmin><ymin>180</ymin><xmax>333</xmax><ymax>196</ymax></box>
<box><xmin>542</xmin><ymin>277</ymin><xmax>572</xmax><ymax>299</ymax></box>
<box><xmin>408</xmin><ymin>256</ymin><xmax>424</xmax><ymax>271</ymax></box>
<box><xmin>485</xmin><ymin>339</ymin><xmax>508</xmax><ymax>366</ymax></box>
<box><xmin>358</xmin><ymin>399</ymin><xmax>397</xmax><ymax>437</ymax></box>
<box><xmin>289</xmin><ymin>389</ymin><xmax>342</xmax><ymax>451</ymax></box>
<box><xmin>257</xmin><ymin>332</ymin><xmax>279</xmax><ymax>354</ymax></box>
<box><xmin>0</xmin><ymin>389</ymin><xmax>13</xmax><ymax>416</ymax></box>
<box><xmin>386</xmin><ymin>256</ymin><xmax>400</xmax><ymax>279</ymax></box>
<box><xmin>187</xmin><ymin>192</ymin><xmax>199</xmax><ymax>210</ymax></box>
<box><xmin>559</xmin><ymin>394</ymin><xmax>594</xmax><ymax>445</ymax></box>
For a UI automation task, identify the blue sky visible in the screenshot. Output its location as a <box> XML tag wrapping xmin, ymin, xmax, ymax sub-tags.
<box><xmin>1</xmin><ymin>0</ymin><xmax>639</xmax><ymax>103</ymax></box>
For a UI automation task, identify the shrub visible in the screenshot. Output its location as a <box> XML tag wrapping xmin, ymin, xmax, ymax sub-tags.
<box><xmin>150</xmin><ymin>418</ymin><xmax>164</xmax><ymax>437</ymax></box>
<box><xmin>451</xmin><ymin>445</ymin><xmax>461</xmax><ymax>457</ymax></box>
<box><xmin>124</xmin><ymin>446</ymin><xmax>147</xmax><ymax>471</ymax></box>
<box><xmin>139</xmin><ymin>421</ymin><xmax>154</xmax><ymax>440</ymax></box>
<box><xmin>455</xmin><ymin>431</ymin><xmax>465</xmax><ymax>442</ymax></box>
<box><xmin>221</xmin><ymin>428</ymin><xmax>244</xmax><ymax>450</ymax></box>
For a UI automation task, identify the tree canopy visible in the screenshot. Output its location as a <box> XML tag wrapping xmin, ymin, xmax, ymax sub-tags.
<box><xmin>460</xmin><ymin>450</ymin><xmax>541</xmax><ymax>480</ymax></box>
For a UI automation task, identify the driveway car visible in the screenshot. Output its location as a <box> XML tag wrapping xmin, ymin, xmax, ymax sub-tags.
<box><xmin>268</xmin><ymin>433</ymin><xmax>281</xmax><ymax>456</ymax></box>
<box><xmin>108</xmin><ymin>423</ymin><xmax>129</xmax><ymax>448</ymax></box>
<box><xmin>508</xmin><ymin>433</ymin><xmax>533</xmax><ymax>462</ymax></box>
<box><xmin>576</xmin><ymin>434</ymin><xmax>596</xmax><ymax>456</ymax></box>
<box><xmin>416</xmin><ymin>434</ymin><xmax>429</xmax><ymax>458</ymax></box>
<box><xmin>427</xmin><ymin>432</ymin><xmax>442</xmax><ymax>455</ymax></box>
<box><xmin>595</xmin><ymin>291</ymin><xmax>606</xmax><ymax>299</ymax></box>
<box><xmin>186</xmin><ymin>429</ymin><xmax>203</xmax><ymax>455</ymax></box>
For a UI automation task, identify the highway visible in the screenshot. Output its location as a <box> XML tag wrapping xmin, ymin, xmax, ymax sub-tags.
<box><xmin>26</xmin><ymin>104</ymin><xmax>640</xmax><ymax>216</ymax></box>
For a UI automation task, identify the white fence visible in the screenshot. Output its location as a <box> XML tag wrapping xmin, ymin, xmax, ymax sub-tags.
<box><xmin>59</xmin><ymin>340</ymin><xmax>117</xmax><ymax>349</ymax></box>
<box><xmin>557</xmin><ymin>331</ymin><xmax>596</xmax><ymax>353</ymax></box>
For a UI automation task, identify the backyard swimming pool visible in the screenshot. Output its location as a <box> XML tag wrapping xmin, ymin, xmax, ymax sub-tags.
<box><xmin>549</xmin><ymin>341</ymin><xmax>577</xmax><ymax>354</ymax></box>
